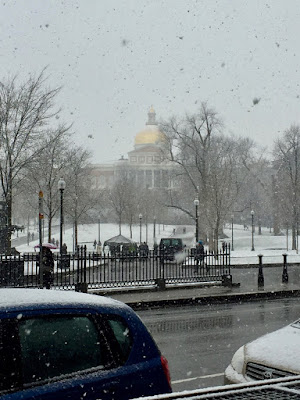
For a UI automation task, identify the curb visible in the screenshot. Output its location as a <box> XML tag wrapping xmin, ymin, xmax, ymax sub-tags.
<box><xmin>125</xmin><ymin>289</ymin><xmax>300</xmax><ymax>311</ymax></box>
<box><xmin>90</xmin><ymin>281</ymin><xmax>227</xmax><ymax>297</ymax></box>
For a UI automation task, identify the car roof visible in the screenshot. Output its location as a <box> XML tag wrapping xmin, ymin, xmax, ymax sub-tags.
<box><xmin>0</xmin><ymin>288</ymin><xmax>127</xmax><ymax>313</ymax></box>
<box><xmin>160</xmin><ymin>238</ymin><xmax>182</xmax><ymax>241</ymax></box>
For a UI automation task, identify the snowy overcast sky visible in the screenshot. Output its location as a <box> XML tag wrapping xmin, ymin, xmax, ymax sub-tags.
<box><xmin>0</xmin><ymin>1</ymin><xmax>299</xmax><ymax>163</ymax></box>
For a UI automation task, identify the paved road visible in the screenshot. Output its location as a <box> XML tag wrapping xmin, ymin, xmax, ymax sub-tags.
<box><xmin>138</xmin><ymin>297</ymin><xmax>300</xmax><ymax>391</ymax></box>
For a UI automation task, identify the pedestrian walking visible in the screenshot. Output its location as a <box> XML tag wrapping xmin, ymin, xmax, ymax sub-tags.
<box><xmin>96</xmin><ymin>241</ymin><xmax>102</xmax><ymax>255</ymax></box>
<box><xmin>144</xmin><ymin>242</ymin><xmax>149</xmax><ymax>257</ymax></box>
<box><xmin>194</xmin><ymin>240</ymin><xmax>204</xmax><ymax>273</ymax></box>
<box><xmin>40</xmin><ymin>246</ymin><xmax>54</xmax><ymax>289</ymax></box>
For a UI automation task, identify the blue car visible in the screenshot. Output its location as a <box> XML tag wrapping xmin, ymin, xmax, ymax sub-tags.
<box><xmin>0</xmin><ymin>288</ymin><xmax>172</xmax><ymax>399</ymax></box>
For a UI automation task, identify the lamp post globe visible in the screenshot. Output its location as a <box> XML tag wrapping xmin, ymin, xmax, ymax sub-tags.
<box><xmin>58</xmin><ymin>178</ymin><xmax>66</xmax><ymax>256</ymax></box>
<box><xmin>98</xmin><ymin>216</ymin><xmax>101</xmax><ymax>244</ymax></box>
<box><xmin>194</xmin><ymin>198</ymin><xmax>199</xmax><ymax>243</ymax></box>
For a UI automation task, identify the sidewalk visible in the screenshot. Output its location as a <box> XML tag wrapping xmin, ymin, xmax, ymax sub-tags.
<box><xmin>95</xmin><ymin>265</ymin><xmax>300</xmax><ymax>310</ymax></box>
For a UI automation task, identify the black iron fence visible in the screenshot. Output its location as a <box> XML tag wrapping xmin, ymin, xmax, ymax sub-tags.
<box><xmin>0</xmin><ymin>245</ymin><xmax>231</xmax><ymax>291</ymax></box>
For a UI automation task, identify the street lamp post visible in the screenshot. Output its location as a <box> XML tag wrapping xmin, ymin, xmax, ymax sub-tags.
<box><xmin>58</xmin><ymin>178</ymin><xmax>66</xmax><ymax>256</ymax></box>
<box><xmin>251</xmin><ymin>210</ymin><xmax>255</xmax><ymax>251</ymax></box>
<box><xmin>146</xmin><ymin>215</ymin><xmax>148</xmax><ymax>243</ymax></box>
<box><xmin>139</xmin><ymin>213</ymin><xmax>142</xmax><ymax>243</ymax></box>
<box><xmin>231</xmin><ymin>214</ymin><xmax>234</xmax><ymax>251</ymax></box>
<box><xmin>98</xmin><ymin>216</ymin><xmax>101</xmax><ymax>244</ymax></box>
<box><xmin>74</xmin><ymin>196</ymin><xmax>78</xmax><ymax>252</ymax></box>
<box><xmin>153</xmin><ymin>216</ymin><xmax>156</xmax><ymax>241</ymax></box>
<box><xmin>194</xmin><ymin>198</ymin><xmax>199</xmax><ymax>243</ymax></box>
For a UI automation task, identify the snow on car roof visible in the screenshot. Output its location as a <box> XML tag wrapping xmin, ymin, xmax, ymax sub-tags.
<box><xmin>0</xmin><ymin>288</ymin><xmax>125</xmax><ymax>311</ymax></box>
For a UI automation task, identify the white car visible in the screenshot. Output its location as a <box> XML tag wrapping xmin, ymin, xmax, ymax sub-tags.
<box><xmin>225</xmin><ymin>319</ymin><xmax>300</xmax><ymax>384</ymax></box>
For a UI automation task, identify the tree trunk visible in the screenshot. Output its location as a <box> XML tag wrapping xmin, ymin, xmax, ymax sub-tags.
<box><xmin>75</xmin><ymin>219</ymin><xmax>78</xmax><ymax>251</ymax></box>
<box><xmin>6</xmin><ymin>174</ymin><xmax>12</xmax><ymax>254</ymax></box>
<box><xmin>48</xmin><ymin>216</ymin><xmax>52</xmax><ymax>243</ymax></box>
<box><xmin>208</xmin><ymin>230</ymin><xmax>214</xmax><ymax>252</ymax></box>
<box><xmin>292</xmin><ymin>223</ymin><xmax>297</xmax><ymax>250</ymax></box>
<box><xmin>119</xmin><ymin>215</ymin><xmax>122</xmax><ymax>234</ymax></box>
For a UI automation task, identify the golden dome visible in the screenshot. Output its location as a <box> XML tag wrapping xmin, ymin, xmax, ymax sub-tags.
<box><xmin>135</xmin><ymin>129</ymin><xmax>166</xmax><ymax>145</ymax></box>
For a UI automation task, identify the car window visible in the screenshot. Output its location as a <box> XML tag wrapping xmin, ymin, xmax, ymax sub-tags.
<box><xmin>0</xmin><ymin>319</ymin><xmax>20</xmax><ymax>393</ymax></box>
<box><xmin>18</xmin><ymin>315</ymin><xmax>105</xmax><ymax>384</ymax></box>
<box><xmin>171</xmin><ymin>239</ymin><xmax>182</xmax><ymax>247</ymax></box>
<box><xmin>108</xmin><ymin>318</ymin><xmax>132</xmax><ymax>362</ymax></box>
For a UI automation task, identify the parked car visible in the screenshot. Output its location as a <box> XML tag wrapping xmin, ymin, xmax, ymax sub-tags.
<box><xmin>224</xmin><ymin>319</ymin><xmax>300</xmax><ymax>384</ymax></box>
<box><xmin>159</xmin><ymin>238</ymin><xmax>184</xmax><ymax>261</ymax></box>
<box><xmin>0</xmin><ymin>288</ymin><xmax>172</xmax><ymax>399</ymax></box>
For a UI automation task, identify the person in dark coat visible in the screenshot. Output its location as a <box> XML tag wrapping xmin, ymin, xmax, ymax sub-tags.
<box><xmin>194</xmin><ymin>240</ymin><xmax>205</xmax><ymax>272</ymax></box>
<box><xmin>41</xmin><ymin>247</ymin><xmax>54</xmax><ymax>289</ymax></box>
<box><xmin>143</xmin><ymin>242</ymin><xmax>149</xmax><ymax>257</ymax></box>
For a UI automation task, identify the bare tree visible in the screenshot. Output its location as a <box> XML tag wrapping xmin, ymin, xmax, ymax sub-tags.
<box><xmin>273</xmin><ymin>125</ymin><xmax>300</xmax><ymax>249</ymax></box>
<box><xmin>160</xmin><ymin>102</ymin><xmax>254</xmax><ymax>249</ymax></box>
<box><xmin>64</xmin><ymin>146</ymin><xmax>96</xmax><ymax>250</ymax></box>
<box><xmin>107</xmin><ymin>177</ymin><xmax>130</xmax><ymax>235</ymax></box>
<box><xmin>0</xmin><ymin>70</ymin><xmax>61</xmax><ymax>252</ymax></box>
<box><xmin>24</xmin><ymin>124</ymin><xmax>71</xmax><ymax>242</ymax></box>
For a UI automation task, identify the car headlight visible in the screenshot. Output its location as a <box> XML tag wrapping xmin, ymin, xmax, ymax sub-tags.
<box><xmin>231</xmin><ymin>345</ymin><xmax>245</xmax><ymax>374</ymax></box>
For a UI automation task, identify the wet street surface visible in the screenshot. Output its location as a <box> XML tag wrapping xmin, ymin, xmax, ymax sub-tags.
<box><xmin>138</xmin><ymin>297</ymin><xmax>300</xmax><ymax>391</ymax></box>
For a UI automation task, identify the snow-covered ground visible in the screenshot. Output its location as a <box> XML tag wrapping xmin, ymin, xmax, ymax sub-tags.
<box><xmin>14</xmin><ymin>222</ymin><xmax>300</xmax><ymax>265</ymax></box>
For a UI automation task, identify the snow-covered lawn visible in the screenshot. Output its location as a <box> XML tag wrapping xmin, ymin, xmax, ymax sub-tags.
<box><xmin>14</xmin><ymin>222</ymin><xmax>300</xmax><ymax>266</ymax></box>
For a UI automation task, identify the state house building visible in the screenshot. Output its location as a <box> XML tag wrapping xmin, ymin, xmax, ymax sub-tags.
<box><xmin>91</xmin><ymin>107</ymin><xmax>175</xmax><ymax>190</ymax></box>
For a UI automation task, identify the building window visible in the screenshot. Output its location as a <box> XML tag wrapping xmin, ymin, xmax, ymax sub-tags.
<box><xmin>138</xmin><ymin>156</ymin><xmax>145</xmax><ymax>163</ymax></box>
<box><xmin>161</xmin><ymin>170</ymin><xmax>169</xmax><ymax>188</ymax></box>
<box><xmin>137</xmin><ymin>170</ymin><xmax>145</xmax><ymax>187</ymax></box>
<box><xmin>154</xmin><ymin>170</ymin><xmax>161</xmax><ymax>188</ymax></box>
<box><xmin>130</xmin><ymin>156</ymin><xmax>137</xmax><ymax>163</ymax></box>
<box><xmin>145</xmin><ymin>170</ymin><xmax>152</xmax><ymax>188</ymax></box>
<box><xmin>154</xmin><ymin>156</ymin><xmax>161</xmax><ymax>163</ymax></box>
<box><xmin>128</xmin><ymin>170</ymin><xmax>136</xmax><ymax>185</ymax></box>
<box><xmin>146</xmin><ymin>156</ymin><xmax>153</xmax><ymax>163</ymax></box>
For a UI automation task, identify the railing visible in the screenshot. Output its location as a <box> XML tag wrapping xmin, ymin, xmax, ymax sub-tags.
<box><xmin>137</xmin><ymin>375</ymin><xmax>300</xmax><ymax>399</ymax></box>
<box><xmin>0</xmin><ymin>245</ymin><xmax>231</xmax><ymax>291</ymax></box>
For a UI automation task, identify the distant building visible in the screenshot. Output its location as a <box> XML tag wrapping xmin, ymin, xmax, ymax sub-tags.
<box><xmin>90</xmin><ymin>107</ymin><xmax>175</xmax><ymax>190</ymax></box>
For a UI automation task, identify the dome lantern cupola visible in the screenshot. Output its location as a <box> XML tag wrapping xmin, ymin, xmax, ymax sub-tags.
<box><xmin>146</xmin><ymin>106</ymin><xmax>157</xmax><ymax>126</ymax></box>
<box><xmin>134</xmin><ymin>106</ymin><xmax>166</xmax><ymax>147</ymax></box>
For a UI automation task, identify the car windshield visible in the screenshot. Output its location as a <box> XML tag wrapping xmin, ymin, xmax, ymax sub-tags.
<box><xmin>171</xmin><ymin>240</ymin><xmax>182</xmax><ymax>246</ymax></box>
